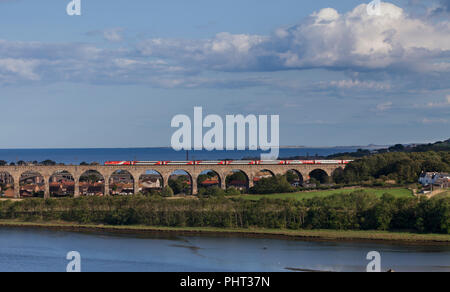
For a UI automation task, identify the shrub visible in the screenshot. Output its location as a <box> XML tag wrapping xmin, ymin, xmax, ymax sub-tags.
<box><xmin>250</xmin><ymin>175</ymin><xmax>294</xmax><ymax>194</ymax></box>
<box><xmin>225</xmin><ymin>187</ymin><xmax>241</xmax><ymax>196</ymax></box>
<box><xmin>198</xmin><ymin>186</ymin><xmax>226</xmax><ymax>198</ymax></box>
<box><xmin>161</xmin><ymin>186</ymin><xmax>174</xmax><ymax>197</ymax></box>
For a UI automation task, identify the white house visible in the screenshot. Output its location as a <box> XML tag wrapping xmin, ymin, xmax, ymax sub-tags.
<box><xmin>291</xmin><ymin>181</ymin><xmax>302</xmax><ymax>187</ymax></box>
<box><xmin>419</xmin><ymin>172</ymin><xmax>450</xmax><ymax>187</ymax></box>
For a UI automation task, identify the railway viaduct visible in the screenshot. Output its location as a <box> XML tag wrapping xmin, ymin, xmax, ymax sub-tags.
<box><xmin>0</xmin><ymin>163</ymin><xmax>346</xmax><ymax>198</ymax></box>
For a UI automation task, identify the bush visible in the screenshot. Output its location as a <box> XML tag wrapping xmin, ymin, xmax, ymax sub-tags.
<box><xmin>198</xmin><ymin>186</ymin><xmax>226</xmax><ymax>198</ymax></box>
<box><xmin>161</xmin><ymin>186</ymin><xmax>174</xmax><ymax>197</ymax></box>
<box><xmin>250</xmin><ymin>175</ymin><xmax>294</xmax><ymax>194</ymax></box>
<box><xmin>225</xmin><ymin>187</ymin><xmax>241</xmax><ymax>196</ymax></box>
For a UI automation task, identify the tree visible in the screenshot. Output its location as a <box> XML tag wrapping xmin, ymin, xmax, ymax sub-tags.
<box><xmin>226</xmin><ymin>172</ymin><xmax>247</xmax><ymax>185</ymax></box>
<box><xmin>286</xmin><ymin>170</ymin><xmax>299</xmax><ymax>184</ymax></box>
<box><xmin>332</xmin><ymin>168</ymin><xmax>345</xmax><ymax>184</ymax></box>
<box><xmin>309</xmin><ymin>169</ymin><xmax>330</xmax><ymax>184</ymax></box>
<box><xmin>41</xmin><ymin>160</ymin><xmax>57</xmax><ymax>166</ymax></box>
<box><xmin>250</xmin><ymin>175</ymin><xmax>294</xmax><ymax>194</ymax></box>
<box><xmin>169</xmin><ymin>176</ymin><xmax>190</xmax><ymax>195</ymax></box>
<box><xmin>225</xmin><ymin>187</ymin><xmax>241</xmax><ymax>196</ymax></box>
<box><xmin>389</xmin><ymin>144</ymin><xmax>405</xmax><ymax>152</ymax></box>
<box><xmin>339</xmin><ymin>151</ymin><xmax>450</xmax><ymax>185</ymax></box>
<box><xmin>161</xmin><ymin>186</ymin><xmax>174</xmax><ymax>197</ymax></box>
<box><xmin>198</xmin><ymin>186</ymin><xmax>225</xmax><ymax>198</ymax></box>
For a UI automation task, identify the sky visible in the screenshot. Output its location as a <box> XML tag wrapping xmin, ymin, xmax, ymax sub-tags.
<box><xmin>0</xmin><ymin>0</ymin><xmax>449</xmax><ymax>148</ymax></box>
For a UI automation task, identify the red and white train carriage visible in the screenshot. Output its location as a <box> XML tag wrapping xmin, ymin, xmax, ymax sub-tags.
<box><xmin>104</xmin><ymin>160</ymin><xmax>353</xmax><ymax>166</ymax></box>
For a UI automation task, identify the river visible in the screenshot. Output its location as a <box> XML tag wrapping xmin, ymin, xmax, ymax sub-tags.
<box><xmin>0</xmin><ymin>228</ymin><xmax>448</xmax><ymax>272</ymax></box>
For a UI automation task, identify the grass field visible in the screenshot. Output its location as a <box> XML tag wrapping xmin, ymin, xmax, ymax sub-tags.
<box><xmin>433</xmin><ymin>191</ymin><xmax>450</xmax><ymax>199</ymax></box>
<box><xmin>230</xmin><ymin>187</ymin><xmax>414</xmax><ymax>201</ymax></box>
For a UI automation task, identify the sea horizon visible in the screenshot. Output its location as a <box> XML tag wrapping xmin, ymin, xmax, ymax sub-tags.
<box><xmin>0</xmin><ymin>146</ymin><xmax>377</xmax><ymax>165</ymax></box>
<box><xmin>0</xmin><ymin>144</ymin><xmax>390</xmax><ymax>150</ymax></box>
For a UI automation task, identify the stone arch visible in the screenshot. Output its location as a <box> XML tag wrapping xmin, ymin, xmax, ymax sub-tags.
<box><xmin>225</xmin><ymin>169</ymin><xmax>250</xmax><ymax>192</ymax></box>
<box><xmin>309</xmin><ymin>168</ymin><xmax>331</xmax><ymax>184</ymax></box>
<box><xmin>168</xmin><ymin>169</ymin><xmax>193</xmax><ymax>195</ymax></box>
<box><xmin>197</xmin><ymin>170</ymin><xmax>221</xmax><ymax>190</ymax></box>
<box><xmin>49</xmin><ymin>170</ymin><xmax>75</xmax><ymax>198</ymax></box>
<box><xmin>19</xmin><ymin>171</ymin><xmax>45</xmax><ymax>198</ymax></box>
<box><xmin>0</xmin><ymin>171</ymin><xmax>15</xmax><ymax>198</ymax></box>
<box><xmin>109</xmin><ymin>170</ymin><xmax>135</xmax><ymax>196</ymax></box>
<box><xmin>286</xmin><ymin>169</ymin><xmax>304</xmax><ymax>187</ymax></box>
<box><xmin>331</xmin><ymin>167</ymin><xmax>344</xmax><ymax>175</ymax></box>
<box><xmin>331</xmin><ymin>167</ymin><xmax>345</xmax><ymax>183</ymax></box>
<box><xmin>253</xmin><ymin>169</ymin><xmax>275</xmax><ymax>184</ymax></box>
<box><xmin>260</xmin><ymin>169</ymin><xmax>275</xmax><ymax>176</ymax></box>
<box><xmin>139</xmin><ymin>169</ymin><xmax>164</xmax><ymax>194</ymax></box>
<box><xmin>79</xmin><ymin>170</ymin><xmax>105</xmax><ymax>196</ymax></box>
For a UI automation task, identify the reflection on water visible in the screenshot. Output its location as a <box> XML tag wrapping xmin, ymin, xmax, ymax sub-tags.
<box><xmin>0</xmin><ymin>228</ymin><xmax>449</xmax><ymax>272</ymax></box>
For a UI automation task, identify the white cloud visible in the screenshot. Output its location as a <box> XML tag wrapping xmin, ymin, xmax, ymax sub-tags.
<box><xmin>0</xmin><ymin>58</ymin><xmax>39</xmax><ymax>81</ymax></box>
<box><xmin>376</xmin><ymin>101</ymin><xmax>393</xmax><ymax>111</ymax></box>
<box><xmin>422</xmin><ymin>117</ymin><xmax>449</xmax><ymax>124</ymax></box>
<box><xmin>86</xmin><ymin>28</ymin><xmax>125</xmax><ymax>42</ymax></box>
<box><xmin>0</xmin><ymin>2</ymin><xmax>448</xmax><ymax>93</ymax></box>
<box><xmin>138</xmin><ymin>32</ymin><xmax>267</xmax><ymax>71</ymax></box>
<box><xmin>328</xmin><ymin>80</ymin><xmax>391</xmax><ymax>90</ymax></box>
<box><xmin>137</xmin><ymin>2</ymin><xmax>450</xmax><ymax>75</ymax></box>
<box><xmin>426</xmin><ymin>95</ymin><xmax>450</xmax><ymax>108</ymax></box>
<box><xmin>312</xmin><ymin>7</ymin><xmax>340</xmax><ymax>23</ymax></box>
<box><xmin>103</xmin><ymin>28</ymin><xmax>124</xmax><ymax>42</ymax></box>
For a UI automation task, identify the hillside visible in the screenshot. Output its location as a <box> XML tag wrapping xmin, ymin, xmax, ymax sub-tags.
<box><xmin>328</xmin><ymin>138</ymin><xmax>450</xmax><ymax>159</ymax></box>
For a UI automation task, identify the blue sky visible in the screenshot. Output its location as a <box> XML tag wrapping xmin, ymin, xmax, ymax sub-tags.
<box><xmin>0</xmin><ymin>0</ymin><xmax>449</xmax><ymax>148</ymax></box>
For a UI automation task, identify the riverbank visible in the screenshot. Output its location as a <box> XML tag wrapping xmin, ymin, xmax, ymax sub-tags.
<box><xmin>1</xmin><ymin>220</ymin><xmax>449</xmax><ymax>245</ymax></box>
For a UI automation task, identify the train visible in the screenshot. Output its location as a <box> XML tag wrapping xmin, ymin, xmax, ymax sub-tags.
<box><xmin>104</xmin><ymin>160</ymin><xmax>353</xmax><ymax>166</ymax></box>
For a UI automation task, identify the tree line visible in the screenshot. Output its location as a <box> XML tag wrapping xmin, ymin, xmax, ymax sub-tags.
<box><xmin>334</xmin><ymin>151</ymin><xmax>450</xmax><ymax>185</ymax></box>
<box><xmin>0</xmin><ymin>191</ymin><xmax>448</xmax><ymax>234</ymax></box>
<box><xmin>238</xmin><ymin>151</ymin><xmax>449</xmax><ymax>195</ymax></box>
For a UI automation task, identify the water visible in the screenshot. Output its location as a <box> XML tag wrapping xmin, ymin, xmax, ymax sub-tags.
<box><xmin>0</xmin><ymin>228</ymin><xmax>448</xmax><ymax>272</ymax></box>
<box><xmin>0</xmin><ymin>147</ymin><xmax>374</xmax><ymax>165</ymax></box>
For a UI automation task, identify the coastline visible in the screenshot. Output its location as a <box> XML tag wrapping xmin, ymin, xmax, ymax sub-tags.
<box><xmin>1</xmin><ymin>220</ymin><xmax>449</xmax><ymax>246</ymax></box>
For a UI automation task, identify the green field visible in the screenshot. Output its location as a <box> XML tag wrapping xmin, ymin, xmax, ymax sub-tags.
<box><xmin>231</xmin><ymin>188</ymin><xmax>414</xmax><ymax>201</ymax></box>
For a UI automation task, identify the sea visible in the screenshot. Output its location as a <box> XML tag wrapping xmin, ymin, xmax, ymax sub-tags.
<box><xmin>0</xmin><ymin>146</ymin><xmax>378</xmax><ymax>165</ymax></box>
